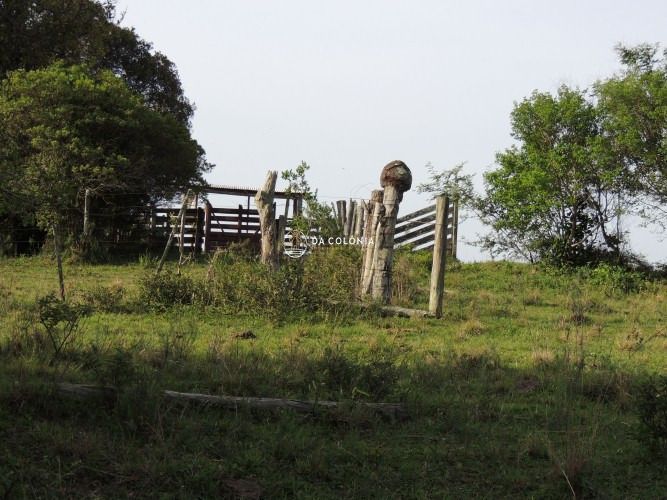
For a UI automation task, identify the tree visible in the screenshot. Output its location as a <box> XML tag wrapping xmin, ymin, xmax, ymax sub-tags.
<box><xmin>281</xmin><ymin>162</ymin><xmax>338</xmax><ymax>239</ymax></box>
<box><xmin>0</xmin><ymin>0</ymin><xmax>193</xmax><ymax>125</ymax></box>
<box><xmin>479</xmin><ymin>86</ymin><xmax>624</xmax><ymax>265</ymax></box>
<box><xmin>0</xmin><ymin>63</ymin><xmax>210</xmax><ymax>293</ymax></box>
<box><xmin>596</xmin><ymin>44</ymin><xmax>667</xmax><ymax>228</ymax></box>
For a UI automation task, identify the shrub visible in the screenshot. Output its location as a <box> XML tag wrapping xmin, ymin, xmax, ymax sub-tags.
<box><xmin>587</xmin><ymin>263</ymin><xmax>644</xmax><ymax>295</ymax></box>
<box><xmin>138</xmin><ymin>269</ymin><xmax>196</xmax><ymax>310</ymax></box>
<box><xmin>37</xmin><ymin>293</ymin><xmax>91</xmax><ymax>363</ymax></box>
<box><xmin>82</xmin><ymin>282</ymin><xmax>125</xmax><ymax>313</ymax></box>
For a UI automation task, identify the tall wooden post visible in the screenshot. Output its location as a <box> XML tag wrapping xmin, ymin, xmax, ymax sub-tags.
<box><xmin>191</xmin><ymin>193</ymin><xmax>200</xmax><ymax>255</ymax></box>
<box><xmin>354</xmin><ymin>201</ymin><xmax>364</xmax><ymax>238</ymax></box>
<box><xmin>361</xmin><ymin>190</ymin><xmax>383</xmax><ymax>296</ymax></box>
<box><xmin>345</xmin><ymin>200</ymin><xmax>355</xmax><ymax>238</ymax></box>
<box><xmin>370</xmin><ymin>161</ymin><xmax>412</xmax><ymax>304</ymax></box>
<box><xmin>156</xmin><ymin>190</ymin><xmax>191</xmax><ymax>274</ymax></box>
<box><xmin>203</xmin><ymin>200</ymin><xmax>212</xmax><ymax>253</ymax></box>
<box><xmin>277</xmin><ymin>215</ymin><xmax>287</xmax><ymax>252</ymax></box>
<box><xmin>255</xmin><ymin>170</ymin><xmax>279</xmax><ymax>269</ymax></box>
<box><xmin>53</xmin><ymin>222</ymin><xmax>65</xmax><ymax>301</ymax></box>
<box><xmin>429</xmin><ymin>195</ymin><xmax>450</xmax><ymax>318</ymax></box>
<box><xmin>83</xmin><ymin>188</ymin><xmax>91</xmax><ymax>242</ymax></box>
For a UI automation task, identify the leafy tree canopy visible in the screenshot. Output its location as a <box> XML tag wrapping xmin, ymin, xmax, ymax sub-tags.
<box><xmin>479</xmin><ymin>86</ymin><xmax>623</xmax><ymax>264</ymax></box>
<box><xmin>0</xmin><ymin>63</ymin><xmax>210</xmax><ymax>231</ymax></box>
<box><xmin>0</xmin><ymin>0</ymin><xmax>193</xmax><ymax>125</ymax></box>
<box><xmin>596</xmin><ymin>44</ymin><xmax>667</xmax><ymax>226</ymax></box>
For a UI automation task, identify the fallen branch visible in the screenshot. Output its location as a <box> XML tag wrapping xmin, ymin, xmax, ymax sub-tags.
<box><xmin>57</xmin><ymin>384</ymin><xmax>407</xmax><ymax>420</ymax></box>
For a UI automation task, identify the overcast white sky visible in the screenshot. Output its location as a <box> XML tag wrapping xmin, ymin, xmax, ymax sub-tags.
<box><xmin>117</xmin><ymin>0</ymin><xmax>666</xmax><ymax>263</ymax></box>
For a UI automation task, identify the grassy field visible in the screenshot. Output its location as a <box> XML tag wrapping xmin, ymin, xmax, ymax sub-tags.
<box><xmin>0</xmin><ymin>253</ymin><xmax>666</xmax><ymax>498</ymax></box>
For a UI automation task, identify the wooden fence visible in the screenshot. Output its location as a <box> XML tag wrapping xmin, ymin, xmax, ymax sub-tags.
<box><xmin>152</xmin><ymin>198</ymin><xmax>458</xmax><ymax>257</ymax></box>
<box><xmin>393</xmin><ymin>199</ymin><xmax>458</xmax><ymax>257</ymax></box>
<box><xmin>151</xmin><ymin>202</ymin><xmax>270</xmax><ymax>253</ymax></box>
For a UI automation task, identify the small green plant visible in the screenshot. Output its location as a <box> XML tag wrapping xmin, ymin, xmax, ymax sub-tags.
<box><xmin>37</xmin><ymin>293</ymin><xmax>90</xmax><ymax>364</ymax></box>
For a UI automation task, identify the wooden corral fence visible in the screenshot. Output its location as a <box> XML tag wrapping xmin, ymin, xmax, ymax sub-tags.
<box><xmin>150</xmin><ymin>203</ymin><xmax>274</xmax><ymax>253</ymax></box>
<box><xmin>331</xmin><ymin>198</ymin><xmax>459</xmax><ymax>258</ymax></box>
<box><xmin>394</xmin><ymin>200</ymin><xmax>458</xmax><ymax>257</ymax></box>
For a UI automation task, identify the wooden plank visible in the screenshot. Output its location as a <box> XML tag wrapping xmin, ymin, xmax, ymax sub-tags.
<box><xmin>394</xmin><ymin>223</ymin><xmax>436</xmax><ymax>245</ymax></box>
<box><xmin>212</xmin><ymin>207</ymin><xmax>260</xmax><ymax>216</ymax></box>
<box><xmin>396</xmin><ymin>204</ymin><xmax>435</xmax><ymax>224</ymax></box>
<box><xmin>210</xmin><ymin>215</ymin><xmax>260</xmax><ymax>224</ymax></box>
<box><xmin>394</xmin><ymin>213</ymin><xmax>437</xmax><ymax>232</ymax></box>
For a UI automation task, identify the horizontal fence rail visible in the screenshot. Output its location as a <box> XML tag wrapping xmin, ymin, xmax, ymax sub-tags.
<box><xmin>393</xmin><ymin>200</ymin><xmax>458</xmax><ymax>257</ymax></box>
<box><xmin>147</xmin><ymin>198</ymin><xmax>458</xmax><ymax>257</ymax></box>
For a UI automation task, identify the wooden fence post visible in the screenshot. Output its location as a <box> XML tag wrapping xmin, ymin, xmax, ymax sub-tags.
<box><xmin>203</xmin><ymin>200</ymin><xmax>212</xmax><ymax>253</ymax></box>
<box><xmin>361</xmin><ymin>190</ymin><xmax>384</xmax><ymax>297</ymax></box>
<box><xmin>83</xmin><ymin>188</ymin><xmax>91</xmax><ymax>242</ymax></box>
<box><xmin>345</xmin><ymin>200</ymin><xmax>355</xmax><ymax>238</ymax></box>
<box><xmin>429</xmin><ymin>195</ymin><xmax>450</xmax><ymax>318</ymax></box>
<box><xmin>255</xmin><ymin>170</ymin><xmax>279</xmax><ymax>269</ymax></box>
<box><xmin>370</xmin><ymin>161</ymin><xmax>412</xmax><ymax>303</ymax></box>
<box><xmin>277</xmin><ymin>215</ymin><xmax>286</xmax><ymax>253</ymax></box>
<box><xmin>354</xmin><ymin>201</ymin><xmax>364</xmax><ymax>238</ymax></box>
<box><xmin>156</xmin><ymin>190</ymin><xmax>191</xmax><ymax>274</ymax></box>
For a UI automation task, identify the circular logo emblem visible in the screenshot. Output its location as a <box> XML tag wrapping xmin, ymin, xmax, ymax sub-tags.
<box><xmin>284</xmin><ymin>228</ymin><xmax>310</xmax><ymax>259</ymax></box>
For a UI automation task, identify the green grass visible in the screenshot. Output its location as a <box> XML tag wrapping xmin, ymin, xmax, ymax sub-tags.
<box><xmin>0</xmin><ymin>255</ymin><xmax>666</xmax><ymax>498</ymax></box>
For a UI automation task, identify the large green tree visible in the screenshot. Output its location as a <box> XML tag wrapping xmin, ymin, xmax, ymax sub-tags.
<box><xmin>479</xmin><ymin>86</ymin><xmax>623</xmax><ymax>264</ymax></box>
<box><xmin>0</xmin><ymin>63</ymin><xmax>209</xmax><ymax>262</ymax></box>
<box><xmin>596</xmin><ymin>44</ymin><xmax>667</xmax><ymax>227</ymax></box>
<box><xmin>0</xmin><ymin>0</ymin><xmax>193</xmax><ymax>124</ymax></box>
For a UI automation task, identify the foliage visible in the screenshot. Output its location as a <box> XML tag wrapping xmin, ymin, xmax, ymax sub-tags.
<box><xmin>596</xmin><ymin>44</ymin><xmax>667</xmax><ymax>228</ymax></box>
<box><xmin>0</xmin><ymin>63</ymin><xmax>210</xmax><ymax>249</ymax></box>
<box><xmin>0</xmin><ymin>0</ymin><xmax>193</xmax><ymax>125</ymax></box>
<box><xmin>417</xmin><ymin>162</ymin><xmax>475</xmax><ymax>208</ymax></box>
<box><xmin>36</xmin><ymin>292</ymin><xmax>90</xmax><ymax>363</ymax></box>
<box><xmin>586</xmin><ymin>263</ymin><xmax>645</xmax><ymax>295</ymax></box>
<box><xmin>138</xmin><ymin>269</ymin><xmax>196</xmax><ymax>310</ymax></box>
<box><xmin>206</xmin><ymin>246</ymin><xmax>361</xmax><ymax>321</ymax></box>
<box><xmin>281</xmin><ymin>161</ymin><xmax>339</xmax><ymax>239</ymax></box>
<box><xmin>636</xmin><ymin>375</ymin><xmax>667</xmax><ymax>460</ymax></box>
<box><xmin>478</xmin><ymin>86</ymin><xmax>625</xmax><ymax>265</ymax></box>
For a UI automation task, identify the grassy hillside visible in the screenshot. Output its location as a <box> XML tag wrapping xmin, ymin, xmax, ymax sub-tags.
<box><xmin>0</xmin><ymin>254</ymin><xmax>665</xmax><ymax>498</ymax></box>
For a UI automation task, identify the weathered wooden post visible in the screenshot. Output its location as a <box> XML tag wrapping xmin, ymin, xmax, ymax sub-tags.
<box><xmin>255</xmin><ymin>170</ymin><xmax>279</xmax><ymax>269</ymax></box>
<box><xmin>156</xmin><ymin>189</ymin><xmax>192</xmax><ymax>274</ymax></box>
<box><xmin>277</xmin><ymin>215</ymin><xmax>287</xmax><ymax>252</ymax></box>
<box><xmin>83</xmin><ymin>188</ymin><xmax>92</xmax><ymax>242</ymax></box>
<box><xmin>345</xmin><ymin>200</ymin><xmax>355</xmax><ymax>238</ymax></box>
<box><xmin>203</xmin><ymin>200</ymin><xmax>212</xmax><ymax>253</ymax></box>
<box><xmin>429</xmin><ymin>195</ymin><xmax>450</xmax><ymax>318</ymax></box>
<box><xmin>370</xmin><ymin>161</ymin><xmax>412</xmax><ymax>303</ymax></box>
<box><xmin>361</xmin><ymin>190</ymin><xmax>383</xmax><ymax>296</ymax></box>
<box><xmin>354</xmin><ymin>201</ymin><xmax>365</xmax><ymax>238</ymax></box>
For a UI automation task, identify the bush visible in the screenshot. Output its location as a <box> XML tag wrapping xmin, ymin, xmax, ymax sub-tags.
<box><xmin>138</xmin><ymin>269</ymin><xmax>197</xmax><ymax>310</ymax></box>
<box><xmin>587</xmin><ymin>263</ymin><xmax>644</xmax><ymax>295</ymax></box>
<box><xmin>37</xmin><ymin>293</ymin><xmax>91</xmax><ymax>363</ymax></box>
<box><xmin>636</xmin><ymin>375</ymin><xmax>667</xmax><ymax>460</ymax></box>
<box><xmin>82</xmin><ymin>282</ymin><xmax>125</xmax><ymax>313</ymax></box>
<box><xmin>206</xmin><ymin>247</ymin><xmax>360</xmax><ymax>321</ymax></box>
